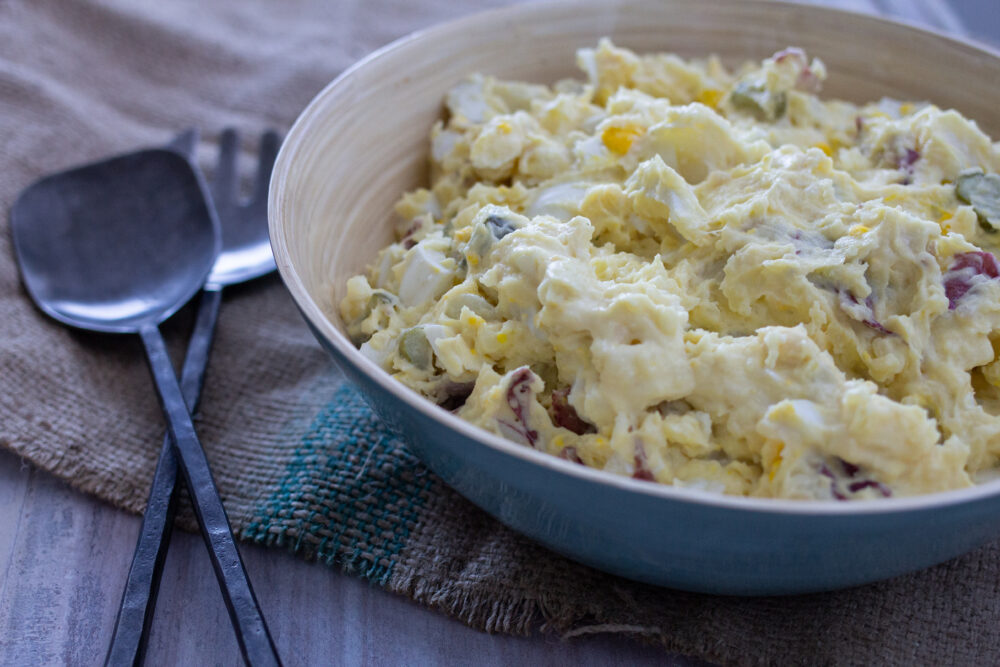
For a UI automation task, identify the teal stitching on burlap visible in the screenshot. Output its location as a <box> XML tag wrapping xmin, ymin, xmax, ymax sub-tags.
<box><xmin>242</xmin><ymin>382</ymin><xmax>435</xmax><ymax>585</ymax></box>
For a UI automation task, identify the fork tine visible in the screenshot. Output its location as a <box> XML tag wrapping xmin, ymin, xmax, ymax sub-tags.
<box><xmin>167</xmin><ymin>127</ymin><xmax>199</xmax><ymax>161</ymax></box>
<box><xmin>251</xmin><ymin>130</ymin><xmax>281</xmax><ymax>208</ymax></box>
<box><xmin>213</xmin><ymin>128</ymin><xmax>240</xmax><ymax>205</ymax></box>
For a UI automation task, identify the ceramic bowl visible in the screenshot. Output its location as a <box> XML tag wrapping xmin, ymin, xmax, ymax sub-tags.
<box><xmin>269</xmin><ymin>0</ymin><xmax>1000</xmax><ymax>594</ymax></box>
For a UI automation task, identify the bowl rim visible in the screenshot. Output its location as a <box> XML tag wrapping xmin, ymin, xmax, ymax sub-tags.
<box><xmin>269</xmin><ymin>0</ymin><xmax>1000</xmax><ymax>518</ymax></box>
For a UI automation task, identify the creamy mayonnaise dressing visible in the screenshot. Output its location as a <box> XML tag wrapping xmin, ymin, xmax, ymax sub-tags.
<box><xmin>339</xmin><ymin>41</ymin><xmax>1000</xmax><ymax>500</ymax></box>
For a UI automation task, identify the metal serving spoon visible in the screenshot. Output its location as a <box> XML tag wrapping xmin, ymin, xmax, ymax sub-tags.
<box><xmin>10</xmin><ymin>148</ymin><xmax>279</xmax><ymax>666</ymax></box>
<box><xmin>101</xmin><ymin>128</ymin><xmax>281</xmax><ymax>666</ymax></box>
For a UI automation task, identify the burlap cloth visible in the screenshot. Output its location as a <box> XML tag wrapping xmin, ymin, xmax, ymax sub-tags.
<box><xmin>2</xmin><ymin>1</ymin><xmax>998</xmax><ymax>665</ymax></box>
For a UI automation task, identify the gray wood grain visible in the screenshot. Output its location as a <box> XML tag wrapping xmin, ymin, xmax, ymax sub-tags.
<box><xmin>0</xmin><ymin>2</ymin><xmax>985</xmax><ymax>666</ymax></box>
<box><xmin>0</xmin><ymin>450</ymin><xmax>694</xmax><ymax>666</ymax></box>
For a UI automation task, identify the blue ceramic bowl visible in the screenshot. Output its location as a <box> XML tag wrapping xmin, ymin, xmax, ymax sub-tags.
<box><xmin>269</xmin><ymin>0</ymin><xmax>1000</xmax><ymax>594</ymax></box>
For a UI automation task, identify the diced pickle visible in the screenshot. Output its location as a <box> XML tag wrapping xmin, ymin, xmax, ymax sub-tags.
<box><xmin>956</xmin><ymin>170</ymin><xmax>1000</xmax><ymax>232</ymax></box>
<box><xmin>448</xmin><ymin>248</ymin><xmax>468</xmax><ymax>275</ymax></box>
<box><xmin>348</xmin><ymin>290</ymin><xmax>398</xmax><ymax>345</ymax></box>
<box><xmin>368</xmin><ymin>289</ymin><xmax>398</xmax><ymax>310</ymax></box>
<box><xmin>444</xmin><ymin>293</ymin><xmax>495</xmax><ymax>319</ymax></box>
<box><xmin>399</xmin><ymin>327</ymin><xmax>433</xmax><ymax>368</ymax></box>
<box><xmin>467</xmin><ymin>222</ymin><xmax>495</xmax><ymax>260</ymax></box>
<box><xmin>729</xmin><ymin>82</ymin><xmax>786</xmax><ymax>121</ymax></box>
<box><xmin>774</xmin><ymin>92</ymin><xmax>788</xmax><ymax>119</ymax></box>
<box><xmin>466</xmin><ymin>214</ymin><xmax>520</xmax><ymax>267</ymax></box>
<box><xmin>347</xmin><ymin>326</ymin><xmax>368</xmax><ymax>347</ymax></box>
<box><xmin>485</xmin><ymin>214</ymin><xmax>518</xmax><ymax>239</ymax></box>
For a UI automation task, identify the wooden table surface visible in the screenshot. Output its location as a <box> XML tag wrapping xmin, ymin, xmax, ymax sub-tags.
<box><xmin>0</xmin><ymin>2</ymin><xmax>991</xmax><ymax>665</ymax></box>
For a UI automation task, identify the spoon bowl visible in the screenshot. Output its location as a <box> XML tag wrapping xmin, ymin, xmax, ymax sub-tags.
<box><xmin>11</xmin><ymin>149</ymin><xmax>219</xmax><ymax>333</ymax></box>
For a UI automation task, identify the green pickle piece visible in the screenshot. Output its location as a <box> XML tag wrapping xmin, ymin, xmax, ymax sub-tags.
<box><xmin>465</xmin><ymin>214</ymin><xmax>520</xmax><ymax>265</ymax></box>
<box><xmin>485</xmin><ymin>214</ymin><xmax>517</xmax><ymax>239</ymax></box>
<box><xmin>444</xmin><ymin>293</ymin><xmax>495</xmax><ymax>319</ymax></box>
<box><xmin>467</xmin><ymin>222</ymin><xmax>495</xmax><ymax>260</ymax></box>
<box><xmin>348</xmin><ymin>290</ymin><xmax>398</xmax><ymax>345</ymax></box>
<box><xmin>729</xmin><ymin>82</ymin><xmax>786</xmax><ymax>122</ymax></box>
<box><xmin>368</xmin><ymin>289</ymin><xmax>397</xmax><ymax>310</ymax></box>
<box><xmin>956</xmin><ymin>170</ymin><xmax>1000</xmax><ymax>232</ymax></box>
<box><xmin>399</xmin><ymin>326</ymin><xmax>433</xmax><ymax>368</ymax></box>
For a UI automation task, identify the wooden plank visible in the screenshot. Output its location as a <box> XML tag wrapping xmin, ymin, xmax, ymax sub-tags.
<box><xmin>0</xmin><ymin>453</ymin><xmax>134</xmax><ymax>664</ymax></box>
<box><xmin>0</xmin><ymin>451</ymin><xmax>694</xmax><ymax>666</ymax></box>
<box><xmin>0</xmin><ymin>453</ymin><xmax>30</xmax><ymax>604</ymax></box>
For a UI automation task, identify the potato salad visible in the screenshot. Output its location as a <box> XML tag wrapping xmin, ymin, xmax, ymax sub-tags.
<box><xmin>340</xmin><ymin>41</ymin><xmax>1000</xmax><ymax>500</ymax></box>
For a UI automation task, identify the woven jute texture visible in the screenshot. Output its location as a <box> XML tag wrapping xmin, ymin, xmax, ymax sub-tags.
<box><xmin>3</xmin><ymin>1</ymin><xmax>999</xmax><ymax>665</ymax></box>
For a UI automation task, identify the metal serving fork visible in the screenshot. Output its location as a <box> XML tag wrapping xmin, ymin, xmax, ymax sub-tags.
<box><xmin>106</xmin><ymin>128</ymin><xmax>282</xmax><ymax>667</ymax></box>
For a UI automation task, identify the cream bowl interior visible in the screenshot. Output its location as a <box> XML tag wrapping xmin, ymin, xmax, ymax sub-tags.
<box><xmin>270</xmin><ymin>0</ymin><xmax>1000</xmax><ymax>593</ymax></box>
<box><xmin>279</xmin><ymin>0</ymin><xmax>1000</xmax><ymax>319</ymax></box>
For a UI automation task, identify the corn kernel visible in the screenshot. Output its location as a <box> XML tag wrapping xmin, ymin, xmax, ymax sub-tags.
<box><xmin>696</xmin><ymin>88</ymin><xmax>724</xmax><ymax>108</ymax></box>
<box><xmin>938</xmin><ymin>211</ymin><xmax>953</xmax><ymax>236</ymax></box>
<box><xmin>497</xmin><ymin>120</ymin><xmax>512</xmax><ymax>134</ymax></box>
<box><xmin>601</xmin><ymin>126</ymin><xmax>642</xmax><ymax>154</ymax></box>
<box><xmin>814</xmin><ymin>142</ymin><xmax>833</xmax><ymax>156</ymax></box>
<box><xmin>467</xmin><ymin>252</ymin><xmax>480</xmax><ymax>267</ymax></box>
<box><xmin>496</xmin><ymin>332</ymin><xmax>508</xmax><ymax>344</ymax></box>
<box><xmin>848</xmin><ymin>224</ymin><xmax>869</xmax><ymax>236</ymax></box>
<box><xmin>769</xmin><ymin>443</ymin><xmax>785</xmax><ymax>481</ymax></box>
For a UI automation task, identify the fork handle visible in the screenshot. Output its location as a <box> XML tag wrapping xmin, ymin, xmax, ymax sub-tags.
<box><xmin>137</xmin><ymin>319</ymin><xmax>279</xmax><ymax>667</ymax></box>
<box><xmin>106</xmin><ymin>287</ymin><xmax>226</xmax><ymax>667</ymax></box>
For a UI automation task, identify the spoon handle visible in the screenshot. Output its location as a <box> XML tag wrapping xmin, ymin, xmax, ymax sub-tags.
<box><xmin>105</xmin><ymin>287</ymin><xmax>223</xmax><ymax>667</ymax></box>
<box><xmin>138</xmin><ymin>323</ymin><xmax>281</xmax><ymax>667</ymax></box>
